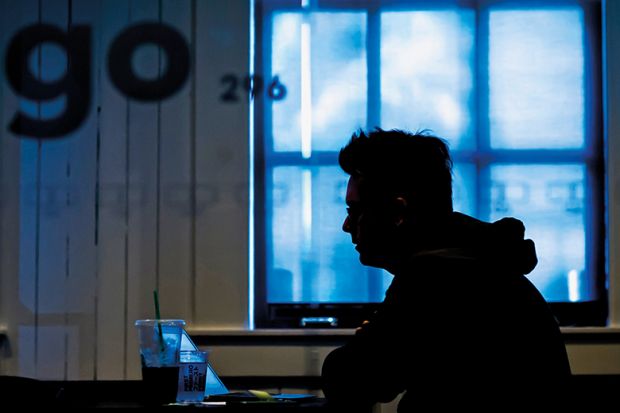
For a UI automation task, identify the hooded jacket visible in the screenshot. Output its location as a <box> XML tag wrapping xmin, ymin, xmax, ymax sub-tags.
<box><xmin>321</xmin><ymin>212</ymin><xmax>571</xmax><ymax>411</ymax></box>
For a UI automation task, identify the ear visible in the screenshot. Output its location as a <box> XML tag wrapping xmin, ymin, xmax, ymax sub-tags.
<box><xmin>393</xmin><ymin>197</ymin><xmax>408</xmax><ymax>226</ymax></box>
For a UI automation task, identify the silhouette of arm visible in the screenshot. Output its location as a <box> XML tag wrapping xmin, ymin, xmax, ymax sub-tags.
<box><xmin>321</xmin><ymin>299</ymin><xmax>409</xmax><ymax>407</ymax></box>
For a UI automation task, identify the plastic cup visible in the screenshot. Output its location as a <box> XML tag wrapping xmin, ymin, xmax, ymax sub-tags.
<box><xmin>135</xmin><ymin>319</ymin><xmax>186</xmax><ymax>405</ymax></box>
<box><xmin>176</xmin><ymin>350</ymin><xmax>209</xmax><ymax>403</ymax></box>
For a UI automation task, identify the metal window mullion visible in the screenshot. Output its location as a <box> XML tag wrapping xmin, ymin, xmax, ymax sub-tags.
<box><xmin>269</xmin><ymin>151</ymin><xmax>339</xmax><ymax>166</ymax></box>
<box><xmin>453</xmin><ymin>149</ymin><xmax>591</xmax><ymax>164</ymax></box>
<box><xmin>299</xmin><ymin>3</ymin><xmax>313</xmax><ymax>304</ymax></box>
<box><xmin>475</xmin><ymin>2</ymin><xmax>491</xmax><ymax>221</ymax></box>
<box><xmin>366</xmin><ymin>4</ymin><xmax>384</xmax><ymax>302</ymax></box>
<box><xmin>257</xmin><ymin>7</ymin><xmax>275</xmax><ymax>325</ymax></box>
<box><xmin>367</xmin><ymin>3</ymin><xmax>381</xmax><ymax>131</ymax></box>
<box><xmin>582</xmin><ymin>0</ymin><xmax>605</xmax><ymax>305</ymax></box>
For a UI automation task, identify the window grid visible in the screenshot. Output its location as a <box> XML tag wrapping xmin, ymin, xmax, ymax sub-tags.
<box><xmin>254</xmin><ymin>0</ymin><xmax>605</xmax><ymax>327</ymax></box>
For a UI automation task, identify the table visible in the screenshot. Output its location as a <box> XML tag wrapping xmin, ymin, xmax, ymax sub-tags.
<box><xmin>0</xmin><ymin>377</ymin><xmax>339</xmax><ymax>411</ymax></box>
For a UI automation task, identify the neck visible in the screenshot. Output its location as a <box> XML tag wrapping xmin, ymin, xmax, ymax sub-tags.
<box><xmin>389</xmin><ymin>212</ymin><xmax>457</xmax><ymax>267</ymax></box>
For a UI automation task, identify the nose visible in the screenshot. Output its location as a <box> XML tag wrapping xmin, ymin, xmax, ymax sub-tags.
<box><xmin>342</xmin><ymin>215</ymin><xmax>351</xmax><ymax>233</ymax></box>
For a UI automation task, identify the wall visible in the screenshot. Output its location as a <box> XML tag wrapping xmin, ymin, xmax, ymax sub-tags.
<box><xmin>0</xmin><ymin>0</ymin><xmax>250</xmax><ymax>379</ymax></box>
<box><xmin>0</xmin><ymin>0</ymin><xmax>619</xmax><ymax>395</ymax></box>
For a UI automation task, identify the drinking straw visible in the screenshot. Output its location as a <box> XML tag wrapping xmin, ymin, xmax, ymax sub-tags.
<box><xmin>153</xmin><ymin>289</ymin><xmax>165</xmax><ymax>352</ymax></box>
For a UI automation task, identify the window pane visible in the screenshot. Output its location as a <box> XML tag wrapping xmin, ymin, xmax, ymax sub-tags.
<box><xmin>489</xmin><ymin>8</ymin><xmax>584</xmax><ymax>149</ymax></box>
<box><xmin>262</xmin><ymin>4</ymin><xmax>599</xmax><ymax>315</ymax></box>
<box><xmin>489</xmin><ymin>165</ymin><xmax>588</xmax><ymax>302</ymax></box>
<box><xmin>381</xmin><ymin>10</ymin><xmax>475</xmax><ymax>150</ymax></box>
<box><xmin>271</xmin><ymin>12</ymin><xmax>367</xmax><ymax>153</ymax></box>
<box><xmin>453</xmin><ymin>162</ymin><xmax>476</xmax><ymax>216</ymax></box>
<box><xmin>268</xmin><ymin>166</ymin><xmax>377</xmax><ymax>303</ymax></box>
<box><xmin>271</xmin><ymin>12</ymin><xmax>302</xmax><ymax>152</ymax></box>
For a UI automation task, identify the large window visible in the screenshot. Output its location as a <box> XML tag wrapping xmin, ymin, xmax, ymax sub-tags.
<box><xmin>254</xmin><ymin>0</ymin><xmax>604</xmax><ymax>327</ymax></box>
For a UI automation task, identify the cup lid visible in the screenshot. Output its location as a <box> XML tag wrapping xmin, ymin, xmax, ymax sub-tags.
<box><xmin>134</xmin><ymin>319</ymin><xmax>186</xmax><ymax>326</ymax></box>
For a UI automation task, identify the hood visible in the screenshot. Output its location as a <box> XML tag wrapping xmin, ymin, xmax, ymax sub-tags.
<box><xmin>443</xmin><ymin>212</ymin><xmax>538</xmax><ymax>275</ymax></box>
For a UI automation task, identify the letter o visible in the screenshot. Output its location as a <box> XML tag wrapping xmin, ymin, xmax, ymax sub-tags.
<box><xmin>107</xmin><ymin>22</ymin><xmax>190</xmax><ymax>101</ymax></box>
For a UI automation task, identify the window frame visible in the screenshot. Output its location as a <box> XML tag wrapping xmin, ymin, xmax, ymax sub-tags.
<box><xmin>253</xmin><ymin>0</ymin><xmax>606</xmax><ymax>328</ymax></box>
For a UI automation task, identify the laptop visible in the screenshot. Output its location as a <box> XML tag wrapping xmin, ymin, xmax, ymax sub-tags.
<box><xmin>180</xmin><ymin>330</ymin><xmax>230</xmax><ymax>397</ymax></box>
<box><xmin>180</xmin><ymin>330</ymin><xmax>316</xmax><ymax>402</ymax></box>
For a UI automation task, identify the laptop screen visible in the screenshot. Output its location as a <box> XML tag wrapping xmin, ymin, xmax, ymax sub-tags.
<box><xmin>181</xmin><ymin>330</ymin><xmax>229</xmax><ymax>396</ymax></box>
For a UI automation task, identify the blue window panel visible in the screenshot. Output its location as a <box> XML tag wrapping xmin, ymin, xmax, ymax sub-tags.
<box><xmin>452</xmin><ymin>162</ymin><xmax>477</xmax><ymax>217</ymax></box>
<box><xmin>264</xmin><ymin>6</ymin><xmax>595</xmax><ymax>309</ymax></box>
<box><xmin>380</xmin><ymin>270</ymin><xmax>393</xmax><ymax>298</ymax></box>
<box><xmin>268</xmin><ymin>166</ymin><xmax>305</xmax><ymax>302</ymax></box>
<box><xmin>271</xmin><ymin>12</ymin><xmax>367</xmax><ymax>153</ymax></box>
<box><xmin>489</xmin><ymin>164</ymin><xmax>587</xmax><ymax>302</ymax></box>
<box><xmin>489</xmin><ymin>8</ymin><xmax>584</xmax><ymax>149</ymax></box>
<box><xmin>268</xmin><ymin>166</ymin><xmax>372</xmax><ymax>303</ymax></box>
<box><xmin>268</xmin><ymin>162</ymin><xmax>479</xmax><ymax>304</ymax></box>
<box><xmin>271</xmin><ymin>13</ymin><xmax>302</xmax><ymax>152</ymax></box>
<box><xmin>381</xmin><ymin>10</ymin><xmax>475</xmax><ymax>150</ymax></box>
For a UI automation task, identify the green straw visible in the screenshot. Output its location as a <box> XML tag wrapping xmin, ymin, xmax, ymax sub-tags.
<box><xmin>153</xmin><ymin>289</ymin><xmax>165</xmax><ymax>352</ymax></box>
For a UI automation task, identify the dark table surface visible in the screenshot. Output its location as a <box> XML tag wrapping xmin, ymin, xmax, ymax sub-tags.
<box><xmin>0</xmin><ymin>376</ymin><xmax>338</xmax><ymax>411</ymax></box>
<box><xmin>3</xmin><ymin>375</ymin><xmax>620</xmax><ymax>410</ymax></box>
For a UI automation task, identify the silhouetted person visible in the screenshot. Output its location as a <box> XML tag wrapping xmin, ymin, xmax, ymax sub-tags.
<box><xmin>321</xmin><ymin>129</ymin><xmax>571</xmax><ymax>411</ymax></box>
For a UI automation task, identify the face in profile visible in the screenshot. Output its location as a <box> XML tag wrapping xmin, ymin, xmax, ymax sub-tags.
<box><xmin>342</xmin><ymin>176</ymin><xmax>402</xmax><ymax>269</ymax></box>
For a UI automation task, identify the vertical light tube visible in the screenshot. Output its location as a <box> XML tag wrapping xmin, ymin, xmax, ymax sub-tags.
<box><xmin>302</xmin><ymin>170</ymin><xmax>313</xmax><ymax>250</ymax></box>
<box><xmin>248</xmin><ymin>0</ymin><xmax>256</xmax><ymax>329</ymax></box>
<box><xmin>301</xmin><ymin>21</ymin><xmax>312</xmax><ymax>159</ymax></box>
<box><xmin>294</xmin><ymin>170</ymin><xmax>312</xmax><ymax>302</ymax></box>
<box><xmin>568</xmin><ymin>269</ymin><xmax>580</xmax><ymax>303</ymax></box>
<box><xmin>298</xmin><ymin>1</ymin><xmax>312</xmax><ymax>302</ymax></box>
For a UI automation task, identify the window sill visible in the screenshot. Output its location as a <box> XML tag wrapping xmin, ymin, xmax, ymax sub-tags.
<box><xmin>186</xmin><ymin>326</ymin><xmax>620</xmax><ymax>345</ymax></box>
<box><xmin>561</xmin><ymin>326</ymin><xmax>620</xmax><ymax>334</ymax></box>
<box><xmin>186</xmin><ymin>327</ymin><xmax>355</xmax><ymax>346</ymax></box>
<box><xmin>188</xmin><ymin>327</ymin><xmax>355</xmax><ymax>336</ymax></box>
<box><xmin>561</xmin><ymin>326</ymin><xmax>620</xmax><ymax>343</ymax></box>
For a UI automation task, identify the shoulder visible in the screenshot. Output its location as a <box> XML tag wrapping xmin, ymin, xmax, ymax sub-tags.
<box><xmin>399</xmin><ymin>248</ymin><xmax>484</xmax><ymax>284</ymax></box>
<box><xmin>392</xmin><ymin>248</ymin><xmax>527</xmax><ymax>304</ymax></box>
<box><xmin>385</xmin><ymin>250</ymin><xmax>482</xmax><ymax>305</ymax></box>
<box><xmin>411</xmin><ymin>248</ymin><xmax>477</xmax><ymax>267</ymax></box>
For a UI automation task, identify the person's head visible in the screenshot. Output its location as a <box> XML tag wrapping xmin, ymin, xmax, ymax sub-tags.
<box><xmin>339</xmin><ymin>128</ymin><xmax>453</xmax><ymax>269</ymax></box>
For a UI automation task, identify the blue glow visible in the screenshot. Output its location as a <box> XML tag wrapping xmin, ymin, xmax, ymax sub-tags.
<box><xmin>268</xmin><ymin>166</ymin><xmax>369</xmax><ymax>303</ymax></box>
<box><xmin>452</xmin><ymin>163</ymin><xmax>476</xmax><ymax>216</ymax></box>
<box><xmin>271</xmin><ymin>12</ymin><xmax>367</xmax><ymax>153</ymax></box>
<box><xmin>301</xmin><ymin>21</ymin><xmax>312</xmax><ymax>159</ymax></box>
<box><xmin>301</xmin><ymin>170</ymin><xmax>312</xmax><ymax>252</ymax></box>
<box><xmin>265</xmin><ymin>6</ymin><xmax>593</xmax><ymax>306</ymax></box>
<box><xmin>249</xmin><ymin>0</ymin><xmax>256</xmax><ymax>330</ymax></box>
<box><xmin>381</xmin><ymin>10</ymin><xmax>475</xmax><ymax>149</ymax></box>
<box><xmin>568</xmin><ymin>269</ymin><xmax>580</xmax><ymax>302</ymax></box>
<box><xmin>489</xmin><ymin>8</ymin><xmax>584</xmax><ymax>149</ymax></box>
<box><xmin>490</xmin><ymin>164</ymin><xmax>588</xmax><ymax>302</ymax></box>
